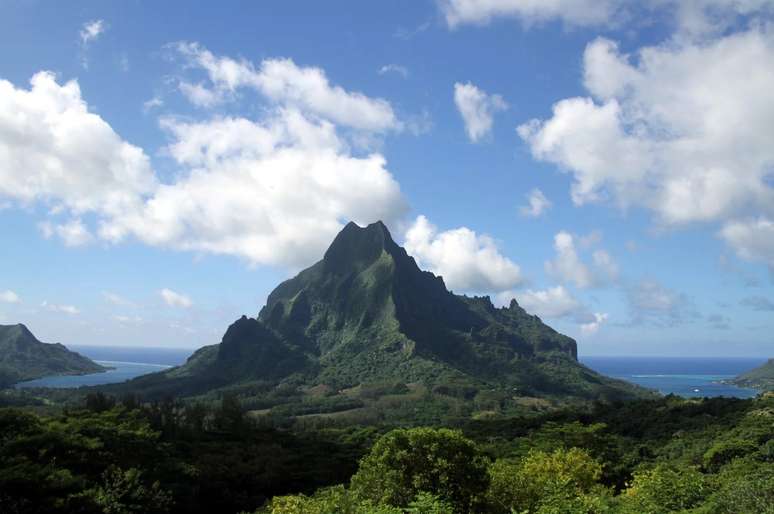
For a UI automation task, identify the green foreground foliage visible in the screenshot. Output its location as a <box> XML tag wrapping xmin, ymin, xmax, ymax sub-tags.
<box><xmin>1</xmin><ymin>392</ymin><xmax>772</xmax><ymax>513</ymax></box>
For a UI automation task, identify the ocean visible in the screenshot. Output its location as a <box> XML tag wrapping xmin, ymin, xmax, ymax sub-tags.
<box><xmin>580</xmin><ymin>356</ymin><xmax>767</xmax><ymax>399</ymax></box>
<box><xmin>15</xmin><ymin>347</ymin><xmax>768</xmax><ymax>398</ymax></box>
<box><xmin>14</xmin><ymin>345</ymin><xmax>193</xmax><ymax>389</ymax></box>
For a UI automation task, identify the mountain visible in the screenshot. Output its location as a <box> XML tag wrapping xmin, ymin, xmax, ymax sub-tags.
<box><xmin>109</xmin><ymin>221</ymin><xmax>650</xmax><ymax>420</ymax></box>
<box><xmin>732</xmin><ymin>359</ymin><xmax>774</xmax><ymax>391</ymax></box>
<box><xmin>0</xmin><ymin>324</ymin><xmax>107</xmax><ymax>387</ymax></box>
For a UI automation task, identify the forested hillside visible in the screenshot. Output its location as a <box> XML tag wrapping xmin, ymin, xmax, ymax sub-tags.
<box><xmin>1</xmin><ymin>392</ymin><xmax>771</xmax><ymax>513</ymax></box>
<box><xmin>733</xmin><ymin>359</ymin><xmax>774</xmax><ymax>391</ymax></box>
<box><xmin>0</xmin><ymin>324</ymin><xmax>106</xmax><ymax>387</ymax></box>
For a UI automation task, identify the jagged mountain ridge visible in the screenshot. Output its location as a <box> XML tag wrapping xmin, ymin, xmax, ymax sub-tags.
<box><xmin>119</xmin><ymin>221</ymin><xmax>646</xmax><ymax>406</ymax></box>
<box><xmin>0</xmin><ymin>323</ymin><xmax>106</xmax><ymax>387</ymax></box>
<box><xmin>252</xmin><ymin>221</ymin><xmax>576</xmax><ymax>384</ymax></box>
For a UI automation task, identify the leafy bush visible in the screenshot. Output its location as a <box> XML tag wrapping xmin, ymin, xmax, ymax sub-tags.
<box><xmin>703</xmin><ymin>461</ymin><xmax>774</xmax><ymax>514</ymax></box>
<box><xmin>262</xmin><ymin>486</ymin><xmax>361</xmax><ymax>514</ymax></box>
<box><xmin>702</xmin><ymin>438</ymin><xmax>758</xmax><ymax>472</ymax></box>
<box><xmin>406</xmin><ymin>492</ymin><xmax>455</xmax><ymax>514</ymax></box>
<box><xmin>84</xmin><ymin>466</ymin><xmax>172</xmax><ymax>514</ymax></box>
<box><xmin>619</xmin><ymin>464</ymin><xmax>707</xmax><ymax>513</ymax></box>
<box><xmin>349</xmin><ymin>427</ymin><xmax>490</xmax><ymax>512</ymax></box>
<box><xmin>486</xmin><ymin>448</ymin><xmax>605</xmax><ymax>514</ymax></box>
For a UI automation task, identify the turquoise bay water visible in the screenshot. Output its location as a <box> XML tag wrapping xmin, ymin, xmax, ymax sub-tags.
<box><xmin>581</xmin><ymin>356</ymin><xmax>766</xmax><ymax>399</ymax></box>
<box><xmin>15</xmin><ymin>346</ymin><xmax>192</xmax><ymax>389</ymax></box>
<box><xmin>16</xmin><ymin>360</ymin><xmax>173</xmax><ymax>388</ymax></box>
<box><xmin>14</xmin><ymin>347</ymin><xmax>768</xmax><ymax>398</ymax></box>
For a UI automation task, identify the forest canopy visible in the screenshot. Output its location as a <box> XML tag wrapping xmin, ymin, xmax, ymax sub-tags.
<box><xmin>1</xmin><ymin>392</ymin><xmax>772</xmax><ymax>513</ymax></box>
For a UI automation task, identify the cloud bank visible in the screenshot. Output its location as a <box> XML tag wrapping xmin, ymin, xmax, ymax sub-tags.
<box><xmin>518</xmin><ymin>25</ymin><xmax>774</xmax><ymax>270</ymax></box>
<box><xmin>404</xmin><ymin>215</ymin><xmax>523</xmax><ymax>293</ymax></box>
<box><xmin>0</xmin><ymin>48</ymin><xmax>409</xmax><ymax>269</ymax></box>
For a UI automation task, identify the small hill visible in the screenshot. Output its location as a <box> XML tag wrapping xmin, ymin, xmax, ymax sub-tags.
<box><xmin>0</xmin><ymin>324</ymin><xmax>106</xmax><ymax>387</ymax></box>
<box><xmin>732</xmin><ymin>359</ymin><xmax>774</xmax><ymax>391</ymax></box>
<box><xmin>105</xmin><ymin>221</ymin><xmax>651</xmax><ymax>420</ymax></box>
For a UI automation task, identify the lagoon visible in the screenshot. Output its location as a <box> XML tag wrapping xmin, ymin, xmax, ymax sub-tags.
<box><xmin>14</xmin><ymin>348</ymin><xmax>768</xmax><ymax>398</ymax></box>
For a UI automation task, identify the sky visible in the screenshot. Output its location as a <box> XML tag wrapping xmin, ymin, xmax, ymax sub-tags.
<box><xmin>1</xmin><ymin>0</ymin><xmax>774</xmax><ymax>357</ymax></box>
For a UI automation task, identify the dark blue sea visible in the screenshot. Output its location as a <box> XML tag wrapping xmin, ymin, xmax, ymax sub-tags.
<box><xmin>15</xmin><ymin>347</ymin><xmax>768</xmax><ymax>398</ymax></box>
<box><xmin>581</xmin><ymin>356</ymin><xmax>767</xmax><ymax>398</ymax></box>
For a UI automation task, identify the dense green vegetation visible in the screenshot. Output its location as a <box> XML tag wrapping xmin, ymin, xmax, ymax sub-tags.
<box><xmin>98</xmin><ymin>221</ymin><xmax>649</xmax><ymax>420</ymax></box>
<box><xmin>260</xmin><ymin>394</ymin><xmax>774</xmax><ymax>513</ymax></box>
<box><xmin>0</xmin><ymin>324</ymin><xmax>106</xmax><ymax>388</ymax></box>
<box><xmin>0</xmin><ymin>393</ymin><xmax>365</xmax><ymax>513</ymax></box>
<box><xmin>1</xmin><ymin>391</ymin><xmax>772</xmax><ymax>513</ymax></box>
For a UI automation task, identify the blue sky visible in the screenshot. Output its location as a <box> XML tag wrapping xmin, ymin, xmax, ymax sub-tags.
<box><xmin>1</xmin><ymin>1</ymin><xmax>773</xmax><ymax>356</ymax></box>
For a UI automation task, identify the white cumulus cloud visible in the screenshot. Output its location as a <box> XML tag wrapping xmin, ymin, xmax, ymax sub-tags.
<box><xmin>0</xmin><ymin>290</ymin><xmax>21</xmax><ymax>304</ymax></box>
<box><xmin>544</xmin><ymin>231</ymin><xmax>618</xmax><ymax>288</ymax></box>
<box><xmin>0</xmin><ymin>57</ymin><xmax>409</xmax><ymax>269</ymax></box>
<box><xmin>39</xmin><ymin>219</ymin><xmax>94</xmax><ymax>247</ymax></box>
<box><xmin>179</xmin><ymin>81</ymin><xmax>221</xmax><ymax>108</ymax></box>
<box><xmin>511</xmin><ymin>285</ymin><xmax>581</xmax><ymax>318</ymax></box>
<box><xmin>404</xmin><ymin>215</ymin><xmax>523</xmax><ymax>293</ymax></box>
<box><xmin>720</xmin><ymin>218</ymin><xmax>774</xmax><ymax>270</ymax></box>
<box><xmin>519</xmin><ymin>27</ymin><xmax>774</xmax><ymax>267</ymax></box>
<box><xmin>497</xmin><ymin>285</ymin><xmax>606</xmax><ymax>332</ymax></box>
<box><xmin>454</xmin><ymin>82</ymin><xmax>507</xmax><ymax>142</ymax></box>
<box><xmin>160</xmin><ymin>288</ymin><xmax>192</xmax><ymax>308</ymax></box>
<box><xmin>0</xmin><ymin>72</ymin><xmax>156</xmax><ymax>217</ymax></box>
<box><xmin>174</xmin><ymin>42</ymin><xmax>401</xmax><ymax>133</ymax></box>
<box><xmin>519</xmin><ymin>188</ymin><xmax>552</xmax><ymax>218</ymax></box>
<box><xmin>101</xmin><ymin>111</ymin><xmax>407</xmax><ymax>267</ymax></box>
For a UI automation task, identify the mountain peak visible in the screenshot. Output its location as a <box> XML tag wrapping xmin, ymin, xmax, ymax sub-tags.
<box><xmin>322</xmin><ymin>220</ymin><xmax>400</xmax><ymax>274</ymax></box>
<box><xmin>335</xmin><ymin>220</ymin><xmax>394</xmax><ymax>245</ymax></box>
<box><xmin>341</xmin><ymin>220</ymin><xmax>390</xmax><ymax>234</ymax></box>
<box><xmin>1</xmin><ymin>323</ymin><xmax>36</xmax><ymax>342</ymax></box>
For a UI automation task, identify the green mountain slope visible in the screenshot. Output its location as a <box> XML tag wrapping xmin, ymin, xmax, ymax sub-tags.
<box><xmin>732</xmin><ymin>359</ymin><xmax>774</xmax><ymax>391</ymax></box>
<box><xmin>0</xmin><ymin>324</ymin><xmax>106</xmax><ymax>387</ymax></box>
<box><xmin>108</xmin><ymin>221</ymin><xmax>651</xmax><ymax>417</ymax></box>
